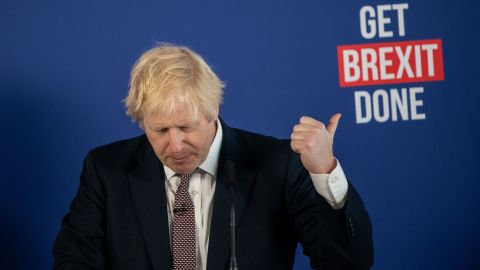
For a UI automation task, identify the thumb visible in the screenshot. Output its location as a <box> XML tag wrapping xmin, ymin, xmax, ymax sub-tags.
<box><xmin>326</xmin><ymin>113</ymin><xmax>342</xmax><ymax>139</ymax></box>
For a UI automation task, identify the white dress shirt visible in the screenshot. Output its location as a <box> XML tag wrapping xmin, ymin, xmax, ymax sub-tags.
<box><xmin>163</xmin><ymin>121</ymin><xmax>348</xmax><ymax>270</ymax></box>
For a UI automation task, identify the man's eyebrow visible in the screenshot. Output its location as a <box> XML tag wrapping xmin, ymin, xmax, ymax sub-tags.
<box><xmin>175</xmin><ymin>120</ymin><xmax>199</xmax><ymax>127</ymax></box>
<box><xmin>146</xmin><ymin>119</ymin><xmax>199</xmax><ymax>130</ymax></box>
<box><xmin>147</xmin><ymin>124</ymin><xmax>166</xmax><ymax>131</ymax></box>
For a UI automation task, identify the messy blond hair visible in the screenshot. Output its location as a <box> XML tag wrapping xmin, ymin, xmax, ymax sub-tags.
<box><xmin>124</xmin><ymin>43</ymin><xmax>224</xmax><ymax>124</ymax></box>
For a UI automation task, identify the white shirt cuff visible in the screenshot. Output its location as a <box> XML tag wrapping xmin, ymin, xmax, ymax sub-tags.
<box><xmin>309</xmin><ymin>159</ymin><xmax>349</xmax><ymax>209</ymax></box>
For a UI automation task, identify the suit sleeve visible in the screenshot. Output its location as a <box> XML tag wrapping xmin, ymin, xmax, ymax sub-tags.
<box><xmin>285</xmin><ymin>151</ymin><xmax>374</xmax><ymax>270</ymax></box>
<box><xmin>53</xmin><ymin>151</ymin><xmax>109</xmax><ymax>270</ymax></box>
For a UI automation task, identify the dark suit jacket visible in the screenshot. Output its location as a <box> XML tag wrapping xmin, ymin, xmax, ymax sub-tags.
<box><xmin>53</xmin><ymin>120</ymin><xmax>374</xmax><ymax>270</ymax></box>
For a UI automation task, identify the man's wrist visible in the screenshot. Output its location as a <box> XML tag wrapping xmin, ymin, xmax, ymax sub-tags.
<box><xmin>309</xmin><ymin>157</ymin><xmax>336</xmax><ymax>174</ymax></box>
<box><xmin>310</xmin><ymin>159</ymin><xmax>349</xmax><ymax>208</ymax></box>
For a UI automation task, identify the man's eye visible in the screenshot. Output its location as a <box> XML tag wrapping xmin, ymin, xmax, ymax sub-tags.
<box><xmin>155</xmin><ymin>128</ymin><xmax>168</xmax><ymax>134</ymax></box>
<box><xmin>180</xmin><ymin>126</ymin><xmax>191</xmax><ymax>132</ymax></box>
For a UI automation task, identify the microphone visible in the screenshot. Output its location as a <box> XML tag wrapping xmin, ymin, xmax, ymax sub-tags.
<box><xmin>224</xmin><ymin>160</ymin><xmax>238</xmax><ymax>270</ymax></box>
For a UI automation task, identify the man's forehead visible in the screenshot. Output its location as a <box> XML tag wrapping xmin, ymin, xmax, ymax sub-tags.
<box><xmin>143</xmin><ymin>99</ymin><xmax>217</xmax><ymax>127</ymax></box>
<box><xmin>146</xmin><ymin>111</ymin><xmax>199</xmax><ymax>126</ymax></box>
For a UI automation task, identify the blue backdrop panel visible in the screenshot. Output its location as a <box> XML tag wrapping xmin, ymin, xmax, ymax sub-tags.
<box><xmin>1</xmin><ymin>0</ymin><xmax>479</xmax><ymax>269</ymax></box>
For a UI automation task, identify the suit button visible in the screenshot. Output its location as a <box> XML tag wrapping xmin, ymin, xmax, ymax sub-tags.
<box><xmin>348</xmin><ymin>217</ymin><xmax>355</xmax><ymax>236</ymax></box>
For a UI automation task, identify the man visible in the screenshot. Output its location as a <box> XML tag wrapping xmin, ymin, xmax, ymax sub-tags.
<box><xmin>53</xmin><ymin>44</ymin><xmax>373</xmax><ymax>269</ymax></box>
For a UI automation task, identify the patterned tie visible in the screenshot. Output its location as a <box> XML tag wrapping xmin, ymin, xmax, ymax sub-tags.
<box><xmin>172</xmin><ymin>170</ymin><xmax>197</xmax><ymax>270</ymax></box>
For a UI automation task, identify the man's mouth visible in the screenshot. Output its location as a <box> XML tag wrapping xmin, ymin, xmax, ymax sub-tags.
<box><xmin>171</xmin><ymin>154</ymin><xmax>190</xmax><ymax>162</ymax></box>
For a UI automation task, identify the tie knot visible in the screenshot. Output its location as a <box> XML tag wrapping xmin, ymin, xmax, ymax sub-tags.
<box><xmin>181</xmin><ymin>169</ymin><xmax>197</xmax><ymax>181</ymax></box>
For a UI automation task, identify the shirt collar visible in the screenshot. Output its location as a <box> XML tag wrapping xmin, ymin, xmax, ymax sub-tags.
<box><xmin>164</xmin><ymin>119</ymin><xmax>223</xmax><ymax>180</ymax></box>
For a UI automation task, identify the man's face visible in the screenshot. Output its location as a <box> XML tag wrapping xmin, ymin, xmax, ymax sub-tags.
<box><xmin>143</xmin><ymin>103</ymin><xmax>218</xmax><ymax>174</ymax></box>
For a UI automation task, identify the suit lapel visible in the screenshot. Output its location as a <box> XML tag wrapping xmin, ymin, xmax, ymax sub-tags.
<box><xmin>207</xmin><ymin>121</ymin><xmax>257</xmax><ymax>269</ymax></box>
<box><xmin>128</xmin><ymin>142</ymin><xmax>172</xmax><ymax>270</ymax></box>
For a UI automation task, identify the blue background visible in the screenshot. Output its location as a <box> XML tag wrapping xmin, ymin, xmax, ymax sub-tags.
<box><xmin>1</xmin><ymin>0</ymin><xmax>479</xmax><ymax>269</ymax></box>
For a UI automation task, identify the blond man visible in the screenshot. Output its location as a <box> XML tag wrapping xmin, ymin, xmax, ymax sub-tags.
<box><xmin>54</xmin><ymin>44</ymin><xmax>373</xmax><ymax>270</ymax></box>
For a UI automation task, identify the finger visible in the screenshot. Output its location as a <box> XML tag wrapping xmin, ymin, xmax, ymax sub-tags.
<box><xmin>299</xmin><ymin>116</ymin><xmax>324</xmax><ymax>128</ymax></box>
<box><xmin>326</xmin><ymin>113</ymin><xmax>342</xmax><ymax>138</ymax></box>
<box><xmin>290</xmin><ymin>132</ymin><xmax>305</xmax><ymax>140</ymax></box>
<box><xmin>293</xmin><ymin>124</ymin><xmax>316</xmax><ymax>132</ymax></box>
<box><xmin>291</xmin><ymin>130</ymin><xmax>313</xmax><ymax>140</ymax></box>
<box><xmin>290</xmin><ymin>140</ymin><xmax>299</xmax><ymax>153</ymax></box>
<box><xmin>290</xmin><ymin>140</ymin><xmax>305</xmax><ymax>154</ymax></box>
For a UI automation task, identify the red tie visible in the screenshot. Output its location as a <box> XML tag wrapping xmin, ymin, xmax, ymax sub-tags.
<box><xmin>172</xmin><ymin>170</ymin><xmax>197</xmax><ymax>270</ymax></box>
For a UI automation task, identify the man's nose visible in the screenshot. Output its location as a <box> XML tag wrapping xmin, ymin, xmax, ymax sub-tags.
<box><xmin>168</xmin><ymin>129</ymin><xmax>184</xmax><ymax>152</ymax></box>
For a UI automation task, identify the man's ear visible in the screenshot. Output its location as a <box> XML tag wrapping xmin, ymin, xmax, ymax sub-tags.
<box><xmin>139</xmin><ymin>120</ymin><xmax>145</xmax><ymax>130</ymax></box>
<box><xmin>212</xmin><ymin>107</ymin><xmax>219</xmax><ymax>121</ymax></box>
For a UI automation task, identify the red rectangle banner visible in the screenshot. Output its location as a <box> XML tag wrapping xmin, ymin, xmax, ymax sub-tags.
<box><xmin>337</xmin><ymin>39</ymin><xmax>444</xmax><ymax>87</ymax></box>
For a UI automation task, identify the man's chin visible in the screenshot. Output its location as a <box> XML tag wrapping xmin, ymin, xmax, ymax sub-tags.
<box><xmin>167</xmin><ymin>161</ymin><xmax>198</xmax><ymax>174</ymax></box>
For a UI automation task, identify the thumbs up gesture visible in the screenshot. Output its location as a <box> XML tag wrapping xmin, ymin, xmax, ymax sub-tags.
<box><xmin>290</xmin><ymin>113</ymin><xmax>341</xmax><ymax>174</ymax></box>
